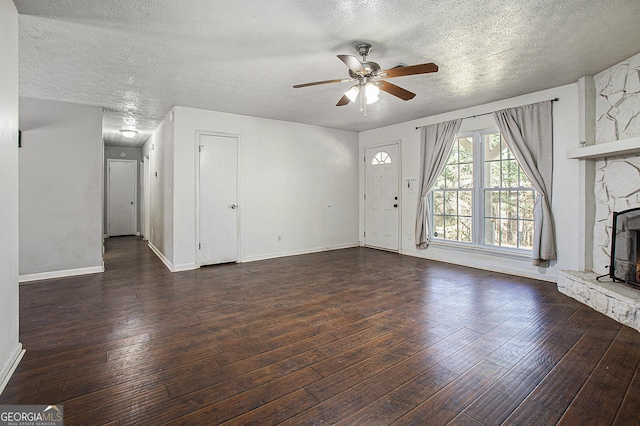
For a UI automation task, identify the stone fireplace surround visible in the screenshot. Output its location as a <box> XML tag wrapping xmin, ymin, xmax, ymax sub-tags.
<box><xmin>558</xmin><ymin>52</ymin><xmax>640</xmax><ymax>333</ymax></box>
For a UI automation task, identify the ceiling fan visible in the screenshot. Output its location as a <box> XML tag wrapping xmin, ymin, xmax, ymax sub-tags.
<box><xmin>293</xmin><ymin>43</ymin><xmax>438</xmax><ymax>115</ymax></box>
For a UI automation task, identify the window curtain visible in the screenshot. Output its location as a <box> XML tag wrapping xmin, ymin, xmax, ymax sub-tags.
<box><xmin>493</xmin><ymin>100</ymin><xmax>555</xmax><ymax>266</ymax></box>
<box><xmin>415</xmin><ymin>119</ymin><xmax>462</xmax><ymax>248</ymax></box>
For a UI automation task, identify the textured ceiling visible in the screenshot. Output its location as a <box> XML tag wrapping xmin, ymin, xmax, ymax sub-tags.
<box><xmin>14</xmin><ymin>0</ymin><xmax>640</xmax><ymax>147</ymax></box>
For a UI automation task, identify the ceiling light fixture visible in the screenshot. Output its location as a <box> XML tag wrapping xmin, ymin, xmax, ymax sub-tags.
<box><xmin>120</xmin><ymin>129</ymin><xmax>138</xmax><ymax>138</ymax></box>
<box><xmin>344</xmin><ymin>85</ymin><xmax>360</xmax><ymax>103</ymax></box>
<box><xmin>365</xmin><ymin>82</ymin><xmax>380</xmax><ymax>104</ymax></box>
<box><xmin>342</xmin><ymin>81</ymin><xmax>380</xmax><ymax>116</ymax></box>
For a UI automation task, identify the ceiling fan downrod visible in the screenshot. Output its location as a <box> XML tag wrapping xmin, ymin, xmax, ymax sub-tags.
<box><xmin>356</xmin><ymin>43</ymin><xmax>373</xmax><ymax>62</ymax></box>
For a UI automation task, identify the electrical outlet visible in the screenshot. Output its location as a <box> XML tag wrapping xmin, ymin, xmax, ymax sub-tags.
<box><xmin>408</xmin><ymin>233</ymin><xmax>413</xmax><ymax>240</ymax></box>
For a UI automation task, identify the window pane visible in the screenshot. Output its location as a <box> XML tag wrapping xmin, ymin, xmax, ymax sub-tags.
<box><xmin>485</xmin><ymin>134</ymin><xmax>501</xmax><ymax>161</ymax></box>
<box><xmin>459</xmin><ymin>137</ymin><xmax>473</xmax><ymax>163</ymax></box>
<box><xmin>371</xmin><ymin>151</ymin><xmax>391</xmax><ymax>165</ymax></box>
<box><xmin>484</xmin><ymin>190</ymin><xmax>498</xmax><ymax>218</ymax></box>
<box><xmin>445</xmin><ymin>164</ymin><xmax>458</xmax><ymax>188</ymax></box>
<box><xmin>459</xmin><ymin>216</ymin><xmax>472</xmax><ymax>242</ymax></box>
<box><xmin>501</xmin><ymin>139</ymin><xmax>514</xmax><ymax>160</ymax></box>
<box><xmin>460</xmin><ymin>163</ymin><xmax>473</xmax><ymax>188</ymax></box>
<box><xmin>485</xmin><ymin>218</ymin><xmax>499</xmax><ymax>245</ymax></box>
<box><xmin>486</xmin><ymin>161</ymin><xmax>501</xmax><ymax>188</ymax></box>
<box><xmin>459</xmin><ymin>191</ymin><xmax>472</xmax><ymax>216</ymax></box>
<box><xmin>501</xmin><ymin>190</ymin><xmax>518</xmax><ymax>219</ymax></box>
<box><xmin>519</xmin><ymin>220</ymin><xmax>534</xmax><ymax>250</ymax></box>
<box><xmin>502</xmin><ymin>160</ymin><xmax>519</xmax><ymax>187</ymax></box>
<box><xmin>444</xmin><ymin>190</ymin><xmax>457</xmax><ymax>215</ymax></box>
<box><xmin>502</xmin><ymin>219</ymin><xmax>518</xmax><ymax>248</ymax></box>
<box><xmin>519</xmin><ymin>170</ymin><xmax>532</xmax><ymax>188</ymax></box>
<box><xmin>519</xmin><ymin>190</ymin><xmax>535</xmax><ymax>219</ymax></box>
<box><xmin>433</xmin><ymin>191</ymin><xmax>444</xmax><ymax>215</ymax></box>
<box><xmin>445</xmin><ymin>216</ymin><xmax>457</xmax><ymax>240</ymax></box>
<box><xmin>447</xmin><ymin>141</ymin><xmax>459</xmax><ymax>164</ymax></box>
<box><xmin>433</xmin><ymin>215</ymin><xmax>445</xmax><ymax>238</ymax></box>
<box><xmin>434</xmin><ymin>173</ymin><xmax>445</xmax><ymax>189</ymax></box>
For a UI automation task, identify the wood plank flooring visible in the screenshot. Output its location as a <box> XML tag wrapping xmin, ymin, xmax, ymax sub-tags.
<box><xmin>2</xmin><ymin>236</ymin><xmax>640</xmax><ymax>425</ymax></box>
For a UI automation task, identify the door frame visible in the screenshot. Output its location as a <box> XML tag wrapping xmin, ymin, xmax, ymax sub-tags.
<box><xmin>106</xmin><ymin>158</ymin><xmax>138</xmax><ymax>237</ymax></box>
<box><xmin>142</xmin><ymin>155</ymin><xmax>150</xmax><ymax>240</ymax></box>
<box><xmin>194</xmin><ymin>131</ymin><xmax>242</xmax><ymax>266</ymax></box>
<box><xmin>362</xmin><ymin>141</ymin><xmax>402</xmax><ymax>252</ymax></box>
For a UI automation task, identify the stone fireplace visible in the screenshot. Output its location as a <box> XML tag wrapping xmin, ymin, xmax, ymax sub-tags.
<box><xmin>558</xmin><ymin>52</ymin><xmax>640</xmax><ymax>332</ymax></box>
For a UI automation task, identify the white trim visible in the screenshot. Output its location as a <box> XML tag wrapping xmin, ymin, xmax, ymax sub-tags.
<box><xmin>425</xmin><ymin>240</ymin><xmax>531</xmax><ymax>261</ymax></box>
<box><xmin>19</xmin><ymin>265</ymin><xmax>104</xmax><ymax>283</ymax></box>
<box><xmin>147</xmin><ymin>242</ymin><xmax>197</xmax><ymax>272</ymax></box>
<box><xmin>240</xmin><ymin>243</ymin><xmax>360</xmax><ymax>263</ymax></box>
<box><xmin>148</xmin><ymin>241</ymin><xmax>174</xmax><ymax>271</ymax></box>
<box><xmin>143</xmin><ymin>155</ymin><xmax>151</xmax><ymax>240</ymax></box>
<box><xmin>0</xmin><ymin>343</ymin><xmax>24</xmax><ymax>396</ymax></box>
<box><xmin>400</xmin><ymin>247</ymin><xmax>557</xmax><ymax>283</ymax></box>
<box><xmin>173</xmin><ymin>263</ymin><xmax>198</xmax><ymax>272</ymax></box>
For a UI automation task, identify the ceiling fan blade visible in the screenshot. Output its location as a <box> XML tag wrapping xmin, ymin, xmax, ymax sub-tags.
<box><xmin>337</xmin><ymin>55</ymin><xmax>366</xmax><ymax>75</ymax></box>
<box><xmin>336</xmin><ymin>94</ymin><xmax>351</xmax><ymax>106</ymax></box>
<box><xmin>377</xmin><ymin>80</ymin><xmax>416</xmax><ymax>101</ymax></box>
<box><xmin>381</xmin><ymin>62</ymin><xmax>438</xmax><ymax>78</ymax></box>
<box><xmin>293</xmin><ymin>78</ymin><xmax>351</xmax><ymax>88</ymax></box>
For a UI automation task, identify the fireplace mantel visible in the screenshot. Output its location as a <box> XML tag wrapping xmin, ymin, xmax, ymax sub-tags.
<box><xmin>567</xmin><ymin>136</ymin><xmax>640</xmax><ymax>160</ymax></box>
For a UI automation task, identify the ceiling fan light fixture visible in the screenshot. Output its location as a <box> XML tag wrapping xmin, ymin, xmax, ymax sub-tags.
<box><xmin>344</xmin><ymin>85</ymin><xmax>360</xmax><ymax>103</ymax></box>
<box><xmin>365</xmin><ymin>82</ymin><xmax>380</xmax><ymax>104</ymax></box>
<box><xmin>120</xmin><ymin>129</ymin><xmax>138</xmax><ymax>138</ymax></box>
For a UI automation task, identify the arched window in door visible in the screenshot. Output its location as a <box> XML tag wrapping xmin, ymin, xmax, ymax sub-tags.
<box><xmin>371</xmin><ymin>151</ymin><xmax>392</xmax><ymax>165</ymax></box>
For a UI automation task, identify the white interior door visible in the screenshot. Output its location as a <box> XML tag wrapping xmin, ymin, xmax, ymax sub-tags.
<box><xmin>107</xmin><ymin>159</ymin><xmax>137</xmax><ymax>237</ymax></box>
<box><xmin>198</xmin><ymin>134</ymin><xmax>239</xmax><ymax>265</ymax></box>
<box><xmin>365</xmin><ymin>144</ymin><xmax>400</xmax><ymax>251</ymax></box>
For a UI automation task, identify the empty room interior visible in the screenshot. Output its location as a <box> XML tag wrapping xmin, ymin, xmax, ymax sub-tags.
<box><xmin>2</xmin><ymin>0</ymin><xmax>640</xmax><ymax>424</ymax></box>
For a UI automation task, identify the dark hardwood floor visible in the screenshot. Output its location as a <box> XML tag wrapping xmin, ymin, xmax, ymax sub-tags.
<box><xmin>2</xmin><ymin>237</ymin><xmax>640</xmax><ymax>425</ymax></box>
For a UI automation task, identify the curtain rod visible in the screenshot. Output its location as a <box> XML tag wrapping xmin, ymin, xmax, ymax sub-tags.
<box><xmin>415</xmin><ymin>98</ymin><xmax>559</xmax><ymax>129</ymax></box>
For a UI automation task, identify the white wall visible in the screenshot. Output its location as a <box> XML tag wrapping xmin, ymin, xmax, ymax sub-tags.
<box><xmin>19</xmin><ymin>98</ymin><xmax>104</xmax><ymax>280</ymax></box>
<box><xmin>145</xmin><ymin>106</ymin><xmax>360</xmax><ymax>270</ymax></box>
<box><xmin>360</xmin><ymin>84</ymin><xmax>581</xmax><ymax>282</ymax></box>
<box><xmin>0</xmin><ymin>0</ymin><xmax>22</xmax><ymax>394</ymax></box>
<box><xmin>104</xmin><ymin>146</ymin><xmax>143</xmax><ymax>235</ymax></box>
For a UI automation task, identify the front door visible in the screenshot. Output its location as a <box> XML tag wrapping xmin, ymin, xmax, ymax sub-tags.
<box><xmin>107</xmin><ymin>159</ymin><xmax>137</xmax><ymax>237</ymax></box>
<box><xmin>198</xmin><ymin>134</ymin><xmax>239</xmax><ymax>265</ymax></box>
<box><xmin>365</xmin><ymin>144</ymin><xmax>400</xmax><ymax>251</ymax></box>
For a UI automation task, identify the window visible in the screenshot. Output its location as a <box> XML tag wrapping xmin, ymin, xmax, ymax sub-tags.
<box><xmin>431</xmin><ymin>131</ymin><xmax>536</xmax><ymax>252</ymax></box>
<box><xmin>432</xmin><ymin>136</ymin><xmax>473</xmax><ymax>242</ymax></box>
<box><xmin>371</xmin><ymin>151</ymin><xmax>391</xmax><ymax>165</ymax></box>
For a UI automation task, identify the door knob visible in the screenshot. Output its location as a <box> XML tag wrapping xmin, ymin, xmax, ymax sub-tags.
<box><xmin>393</xmin><ymin>204</ymin><xmax>398</xmax><ymax>208</ymax></box>
<box><xmin>231</xmin><ymin>204</ymin><xmax>237</xmax><ymax>209</ymax></box>
<box><xmin>130</xmin><ymin>201</ymin><xmax>134</xmax><ymax>205</ymax></box>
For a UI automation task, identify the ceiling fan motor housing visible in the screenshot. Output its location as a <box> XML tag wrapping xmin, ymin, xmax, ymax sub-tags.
<box><xmin>348</xmin><ymin>61</ymin><xmax>381</xmax><ymax>79</ymax></box>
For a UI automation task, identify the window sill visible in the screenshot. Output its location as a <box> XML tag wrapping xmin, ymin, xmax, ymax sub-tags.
<box><xmin>427</xmin><ymin>240</ymin><xmax>532</xmax><ymax>261</ymax></box>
